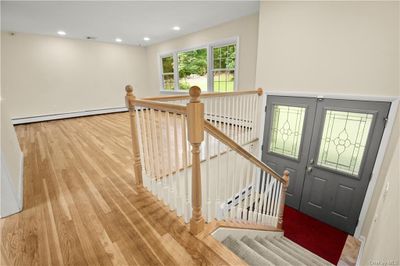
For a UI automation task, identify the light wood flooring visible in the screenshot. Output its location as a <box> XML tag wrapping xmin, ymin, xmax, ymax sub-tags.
<box><xmin>1</xmin><ymin>112</ymin><xmax>360</xmax><ymax>266</ymax></box>
<box><xmin>0</xmin><ymin>112</ymin><xmax>243</xmax><ymax>266</ymax></box>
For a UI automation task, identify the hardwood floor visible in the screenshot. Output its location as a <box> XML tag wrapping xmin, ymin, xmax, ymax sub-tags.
<box><xmin>1</xmin><ymin>113</ymin><xmax>243</xmax><ymax>266</ymax></box>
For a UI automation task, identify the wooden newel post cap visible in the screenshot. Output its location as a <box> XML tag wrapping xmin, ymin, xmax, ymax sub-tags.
<box><xmin>257</xmin><ymin>88</ymin><xmax>264</xmax><ymax>96</ymax></box>
<box><xmin>125</xmin><ymin>85</ymin><xmax>134</xmax><ymax>96</ymax></box>
<box><xmin>189</xmin><ymin>86</ymin><xmax>201</xmax><ymax>103</ymax></box>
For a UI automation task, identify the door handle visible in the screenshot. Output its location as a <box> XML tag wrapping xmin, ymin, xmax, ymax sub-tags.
<box><xmin>306</xmin><ymin>166</ymin><xmax>313</xmax><ymax>173</ymax></box>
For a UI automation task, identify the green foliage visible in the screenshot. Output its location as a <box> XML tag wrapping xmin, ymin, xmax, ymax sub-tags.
<box><xmin>162</xmin><ymin>56</ymin><xmax>174</xmax><ymax>73</ymax></box>
<box><xmin>179</xmin><ymin>81</ymin><xmax>191</xmax><ymax>90</ymax></box>
<box><xmin>213</xmin><ymin>44</ymin><xmax>236</xmax><ymax>69</ymax></box>
<box><xmin>178</xmin><ymin>48</ymin><xmax>207</xmax><ymax>78</ymax></box>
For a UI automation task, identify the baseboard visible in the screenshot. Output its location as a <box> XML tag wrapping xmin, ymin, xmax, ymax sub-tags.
<box><xmin>355</xmin><ymin>235</ymin><xmax>366</xmax><ymax>266</ymax></box>
<box><xmin>12</xmin><ymin>106</ymin><xmax>128</xmax><ymax>125</ymax></box>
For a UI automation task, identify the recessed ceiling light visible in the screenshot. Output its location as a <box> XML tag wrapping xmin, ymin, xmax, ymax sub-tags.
<box><xmin>143</xmin><ymin>37</ymin><xmax>150</xmax><ymax>41</ymax></box>
<box><xmin>172</xmin><ymin>26</ymin><xmax>181</xmax><ymax>31</ymax></box>
<box><xmin>115</xmin><ymin>38</ymin><xmax>122</xmax><ymax>43</ymax></box>
<box><xmin>57</xmin><ymin>30</ymin><xmax>66</xmax><ymax>36</ymax></box>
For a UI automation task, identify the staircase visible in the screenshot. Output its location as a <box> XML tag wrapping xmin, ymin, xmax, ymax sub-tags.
<box><xmin>124</xmin><ymin>85</ymin><xmax>321</xmax><ymax>264</ymax></box>
<box><xmin>222</xmin><ymin>235</ymin><xmax>333</xmax><ymax>266</ymax></box>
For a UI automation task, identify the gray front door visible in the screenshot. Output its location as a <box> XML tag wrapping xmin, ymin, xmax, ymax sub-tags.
<box><xmin>262</xmin><ymin>96</ymin><xmax>390</xmax><ymax>234</ymax></box>
<box><xmin>262</xmin><ymin>96</ymin><xmax>317</xmax><ymax>209</ymax></box>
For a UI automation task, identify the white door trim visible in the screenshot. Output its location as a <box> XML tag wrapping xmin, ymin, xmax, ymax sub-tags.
<box><xmin>262</xmin><ymin>90</ymin><xmax>399</xmax><ymax>238</ymax></box>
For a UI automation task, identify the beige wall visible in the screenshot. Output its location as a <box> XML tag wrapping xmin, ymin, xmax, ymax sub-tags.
<box><xmin>1</xmin><ymin>32</ymin><xmax>149</xmax><ymax>118</ymax></box>
<box><xmin>361</xmin><ymin>132</ymin><xmax>399</xmax><ymax>265</ymax></box>
<box><xmin>256</xmin><ymin>1</ymin><xmax>399</xmax><ymax>96</ymax></box>
<box><xmin>146</xmin><ymin>14</ymin><xmax>259</xmax><ymax>94</ymax></box>
<box><xmin>256</xmin><ymin>0</ymin><xmax>400</xmax><ymax>256</ymax></box>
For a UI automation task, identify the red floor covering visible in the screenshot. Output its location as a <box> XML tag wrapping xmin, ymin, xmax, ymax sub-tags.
<box><xmin>283</xmin><ymin>205</ymin><xmax>348</xmax><ymax>265</ymax></box>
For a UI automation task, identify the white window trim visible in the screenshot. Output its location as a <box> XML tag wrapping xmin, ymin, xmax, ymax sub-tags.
<box><xmin>158</xmin><ymin>36</ymin><xmax>239</xmax><ymax>93</ymax></box>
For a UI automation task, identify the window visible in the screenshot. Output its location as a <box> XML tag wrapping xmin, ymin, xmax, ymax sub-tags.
<box><xmin>212</xmin><ymin>44</ymin><xmax>236</xmax><ymax>92</ymax></box>
<box><xmin>178</xmin><ymin>48</ymin><xmax>207</xmax><ymax>91</ymax></box>
<box><xmin>160</xmin><ymin>38</ymin><xmax>238</xmax><ymax>92</ymax></box>
<box><xmin>161</xmin><ymin>55</ymin><xmax>174</xmax><ymax>91</ymax></box>
<box><xmin>269</xmin><ymin>105</ymin><xmax>306</xmax><ymax>159</ymax></box>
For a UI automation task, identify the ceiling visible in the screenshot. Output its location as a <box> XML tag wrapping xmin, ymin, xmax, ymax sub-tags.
<box><xmin>1</xmin><ymin>1</ymin><xmax>259</xmax><ymax>46</ymax></box>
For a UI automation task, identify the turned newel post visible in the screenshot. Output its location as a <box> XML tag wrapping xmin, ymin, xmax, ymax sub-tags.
<box><xmin>187</xmin><ymin>86</ymin><xmax>205</xmax><ymax>235</ymax></box>
<box><xmin>277</xmin><ymin>170</ymin><xmax>290</xmax><ymax>229</ymax></box>
<box><xmin>125</xmin><ymin>85</ymin><xmax>143</xmax><ymax>187</ymax></box>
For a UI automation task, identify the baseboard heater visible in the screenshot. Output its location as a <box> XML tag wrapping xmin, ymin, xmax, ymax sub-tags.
<box><xmin>12</xmin><ymin>106</ymin><xmax>128</xmax><ymax>125</ymax></box>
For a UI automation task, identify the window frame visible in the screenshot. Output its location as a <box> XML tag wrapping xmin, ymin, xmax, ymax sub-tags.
<box><xmin>159</xmin><ymin>37</ymin><xmax>239</xmax><ymax>93</ymax></box>
<box><xmin>160</xmin><ymin>54</ymin><xmax>175</xmax><ymax>91</ymax></box>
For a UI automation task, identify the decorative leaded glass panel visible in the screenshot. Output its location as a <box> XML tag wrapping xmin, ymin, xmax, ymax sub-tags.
<box><xmin>269</xmin><ymin>105</ymin><xmax>306</xmax><ymax>159</ymax></box>
<box><xmin>317</xmin><ymin>110</ymin><xmax>373</xmax><ymax>176</ymax></box>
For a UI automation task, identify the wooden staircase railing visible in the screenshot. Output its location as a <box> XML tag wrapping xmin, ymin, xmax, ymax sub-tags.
<box><xmin>125</xmin><ymin>85</ymin><xmax>289</xmax><ymax>235</ymax></box>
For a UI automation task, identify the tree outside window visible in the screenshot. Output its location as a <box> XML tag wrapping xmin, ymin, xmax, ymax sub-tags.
<box><xmin>178</xmin><ymin>48</ymin><xmax>207</xmax><ymax>91</ymax></box>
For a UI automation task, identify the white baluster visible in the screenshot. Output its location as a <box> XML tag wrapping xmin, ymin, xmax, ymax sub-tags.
<box><xmin>174</xmin><ymin>113</ymin><xmax>182</xmax><ymax>215</ymax></box>
<box><xmin>146</xmin><ymin>109</ymin><xmax>157</xmax><ymax>193</ymax></box>
<box><xmin>181</xmin><ymin>115</ymin><xmax>191</xmax><ymax>223</ymax></box>
<box><xmin>246</xmin><ymin>95</ymin><xmax>251</xmax><ymax>143</ymax></box>
<box><xmin>242</xmin><ymin>159</ymin><xmax>252</xmax><ymax>222</ymax></box>
<box><xmin>256</xmin><ymin>171</ymin><xmax>266</xmax><ymax>224</ymax></box>
<box><xmin>247</xmin><ymin>163</ymin><xmax>256</xmax><ymax>221</ymax></box>
<box><xmin>166</xmin><ymin>112</ymin><xmax>172</xmax><ymax>206</ymax></box>
<box><xmin>261</xmin><ymin>173</ymin><xmax>271</xmax><ymax>224</ymax></box>
<box><xmin>270</xmin><ymin>178</ymin><xmax>278</xmax><ymax>226</ymax></box>
<box><xmin>205</xmin><ymin>132</ymin><xmax>212</xmax><ymax>222</ymax></box>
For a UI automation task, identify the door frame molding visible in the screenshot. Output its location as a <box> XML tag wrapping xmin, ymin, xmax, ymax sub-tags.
<box><xmin>258</xmin><ymin>90</ymin><xmax>399</xmax><ymax>238</ymax></box>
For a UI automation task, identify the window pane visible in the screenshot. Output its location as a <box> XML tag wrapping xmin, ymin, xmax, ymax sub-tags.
<box><xmin>162</xmin><ymin>74</ymin><xmax>174</xmax><ymax>91</ymax></box>
<box><xmin>317</xmin><ymin>110</ymin><xmax>373</xmax><ymax>176</ymax></box>
<box><xmin>212</xmin><ymin>44</ymin><xmax>236</xmax><ymax>92</ymax></box>
<box><xmin>269</xmin><ymin>105</ymin><xmax>306</xmax><ymax>159</ymax></box>
<box><xmin>178</xmin><ymin>48</ymin><xmax>207</xmax><ymax>91</ymax></box>
<box><xmin>162</xmin><ymin>56</ymin><xmax>174</xmax><ymax>73</ymax></box>
<box><xmin>213</xmin><ymin>70</ymin><xmax>234</xmax><ymax>92</ymax></box>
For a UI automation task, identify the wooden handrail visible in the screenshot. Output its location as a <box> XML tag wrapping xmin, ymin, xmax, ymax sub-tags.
<box><xmin>132</xmin><ymin>99</ymin><xmax>187</xmax><ymax>114</ymax></box>
<box><xmin>204</xmin><ymin>120</ymin><xmax>287</xmax><ymax>184</ymax></box>
<box><xmin>142</xmin><ymin>88</ymin><xmax>263</xmax><ymax>102</ymax></box>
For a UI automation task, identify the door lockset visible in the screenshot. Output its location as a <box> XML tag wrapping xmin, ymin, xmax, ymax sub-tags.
<box><xmin>306</xmin><ymin>166</ymin><xmax>313</xmax><ymax>173</ymax></box>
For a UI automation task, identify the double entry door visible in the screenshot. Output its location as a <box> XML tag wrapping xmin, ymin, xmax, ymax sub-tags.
<box><xmin>262</xmin><ymin>96</ymin><xmax>390</xmax><ymax>234</ymax></box>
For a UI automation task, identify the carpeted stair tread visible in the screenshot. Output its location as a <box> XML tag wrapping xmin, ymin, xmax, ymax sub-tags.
<box><xmin>241</xmin><ymin>236</ymin><xmax>292</xmax><ymax>266</ymax></box>
<box><xmin>222</xmin><ymin>236</ymin><xmax>274</xmax><ymax>266</ymax></box>
<box><xmin>268</xmin><ymin>237</ymin><xmax>321</xmax><ymax>266</ymax></box>
<box><xmin>279</xmin><ymin>237</ymin><xmax>332</xmax><ymax>265</ymax></box>
<box><xmin>255</xmin><ymin>236</ymin><xmax>306</xmax><ymax>266</ymax></box>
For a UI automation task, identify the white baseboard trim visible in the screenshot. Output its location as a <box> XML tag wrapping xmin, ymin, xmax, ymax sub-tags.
<box><xmin>12</xmin><ymin>107</ymin><xmax>128</xmax><ymax>125</ymax></box>
<box><xmin>355</xmin><ymin>235</ymin><xmax>366</xmax><ymax>266</ymax></box>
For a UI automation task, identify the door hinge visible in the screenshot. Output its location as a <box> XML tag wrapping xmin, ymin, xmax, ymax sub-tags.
<box><xmin>261</xmin><ymin>144</ymin><xmax>264</xmax><ymax>151</ymax></box>
<box><xmin>265</xmin><ymin>105</ymin><xmax>267</xmax><ymax>112</ymax></box>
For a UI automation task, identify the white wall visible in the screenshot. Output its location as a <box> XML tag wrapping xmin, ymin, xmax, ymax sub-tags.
<box><xmin>1</xmin><ymin>32</ymin><xmax>150</xmax><ymax>119</ymax></box>
<box><xmin>1</xmin><ymin>102</ymin><xmax>24</xmax><ymax>217</ymax></box>
<box><xmin>146</xmin><ymin>14</ymin><xmax>259</xmax><ymax>94</ymax></box>
<box><xmin>255</xmin><ymin>0</ymin><xmax>399</xmax><ymax>248</ymax></box>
